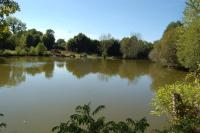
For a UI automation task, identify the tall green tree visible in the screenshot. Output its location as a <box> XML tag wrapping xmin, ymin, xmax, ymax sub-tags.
<box><xmin>149</xmin><ymin>21</ymin><xmax>182</xmax><ymax>67</ymax></box>
<box><xmin>25</xmin><ymin>29</ymin><xmax>43</xmax><ymax>47</ymax></box>
<box><xmin>0</xmin><ymin>0</ymin><xmax>20</xmax><ymax>40</ymax></box>
<box><xmin>177</xmin><ymin>17</ymin><xmax>200</xmax><ymax>70</ymax></box>
<box><xmin>56</xmin><ymin>39</ymin><xmax>66</xmax><ymax>47</ymax></box>
<box><xmin>99</xmin><ymin>34</ymin><xmax>121</xmax><ymax>57</ymax></box>
<box><xmin>42</xmin><ymin>29</ymin><xmax>55</xmax><ymax>50</ymax></box>
<box><xmin>6</xmin><ymin>16</ymin><xmax>26</xmax><ymax>34</ymax></box>
<box><xmin>120</xmin><ymin>35</ymin><xmax>142</xmax><ymax>59</ymax></box>
<box><xmin>67</xmin><ymin>33</ymin><xmax>100</xmax><ymax>54</ymax></box>
<box><xmin>184</xmin><ymin>0</ymin><xmax>200</xmax><ymax>25</ymax></box>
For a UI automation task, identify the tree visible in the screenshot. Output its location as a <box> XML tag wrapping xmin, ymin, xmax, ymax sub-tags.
<box><xmin>0</xmin><ymin>0</ymin><xmax>20</xmax><ymax>40</ymax></box>
<box><xmin>177</xmin><ymin>17</ymin><xmax>200</xmax><ymax>70</ymax></box>
<box><xmin>149</xmin><ymin>40</ymin><xmax>161</xmax><ymax>62</ymax></box>
<box><xmin>184</xmin><ymin>0</ymin><xmax>200</xmax><ymax>25</ymax></box>
<box><xmin>42</xmin><ymin>29</ymin><xmax>55</xmax><ymax>50</ymax></box>
<box><xmin>149</xmin><ymin>21</ymin><xmax>182</xmax><ymax>67</ymax></box>
<box><xmin>56</xmin><ymin>39</ymin><xmax>66</xmax><ymax>47</ymax></box>
<box><xmin>120</xmin><ymin>35</ymin><xmax>142</xmax><ymax>59</ymax></box>
<box><xmin>25</xmin><ymin>29</ymin><xmax>43</xmax><ymax>47</ymax></box>
<box><xmin>99</xmin><ymin>34</ymin><xmax>121</xmax><ymax>57</ymax></box>
<box><xmin>6</xmin><ymin>16</ymin><xmax>26</xmax><ymax>34</ymax></box>
<box><xmin>0</xmin><ymin>0</ymin><xmax>20</xmax><ymax>22</ymax></box>
<box><xmin>67</xmin><ymin>33</ymin><xmax>97</xmax><ymax>54</ymax></box>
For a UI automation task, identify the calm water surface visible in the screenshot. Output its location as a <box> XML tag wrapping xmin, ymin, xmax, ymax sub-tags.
<box><xmin>0</xmin><ymin>57</ymin><xmax>186</xmax><ymax>133</ymax></box>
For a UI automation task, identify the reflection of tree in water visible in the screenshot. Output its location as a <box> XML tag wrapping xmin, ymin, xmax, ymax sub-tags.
<box><xmin>0</xmin><ymin>58</ymin><xmax>7</xmax><ymax>64</ymax></box>
<box><xmin>66</xmin><ymin>59</ymin><xmax>121</xmax><ymax>79</ymax></box>
<box><xmin>56</xmin><ymin>62</ymin><xmax>65</xmax><ymax>68</ymax></box>
<box><xmin>0</xmin><ymin>65</ymin><xmax>25</xmax><ymax>87</ymax></box>
<box><xmin>118</xmin><ymin>60</ymin><xmax>150</xmax><ymax>81</ymax></box>
<box><xmin>97</xmin><ymin>73</ymin><xmax>110</xmax><ymax>82</ymax></box>
<box><xmin>66</xmin><ymin>59</ymin><xmax>186</xmax><ymax>90</ymax></box>
<box><xmin>66</xmin><ymin>59</ymin><xmax>102</xmax><ymax>78</ymax></box>
<box><xmin>149</xmin><ymin>64</ymin><xmax>186</xmax><ymax>90</ymax></box>
<box><xmin>0</xmin><ymin>57</ymin><xmax>186</xmax><ymax>89</ymax></box>
<box><xmin>0</xmin><ymin>57</ymin><xmax>55</xmax><ymax>88</ymax></box>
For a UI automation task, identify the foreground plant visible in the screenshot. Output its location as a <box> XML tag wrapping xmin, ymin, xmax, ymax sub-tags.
<box><xmin>152</xmin><ymin>66</ymin><xmax>200</xmax><ymax>132</ymax></box>
<box><xmin>52</xmin><ymin>103</ymin><xmax>149</xmax><ymax>133</ymax></box>
<box><xmin>0</xmin><ymin>113</ymin><xmax>6</xmax><ymax>131</ymax></box>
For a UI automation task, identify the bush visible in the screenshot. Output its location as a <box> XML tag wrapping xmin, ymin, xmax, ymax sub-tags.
<box><xmin>28</xmin><ymin>46</ymin><xmax>37</xmax><ymax>56</ymax></box>
<box><xmin>52</xmin><ymin>103</ymin><xmax>149</xmax><ymax>133</ymax></box>
<box><xmin>152</xmin><ymin>69</ymin><xmax>200</xmax><ymax>132</ymax></box>
<box><xmin>35</xmin><ymin>43</ymin><xmax>47</xmax><ymax>55</ymax></box>
<box><xmin>43</xmin><ymin>51</ymin><xmax>51</xmax><ymax>56</ymax></box>
<box><xmin>15</xmin><ymin>47</ymin><xmax>27</xmax><ymax>56</ymax></box>
<box><xmin>0</xmin><ymin>113</ymin><xmax>6</xmax><ymax>130</ymax></box>
<box><xmin>1</xmin><ymin>50</ymin><xmax>16</xmax><ymax>56</ymax></box>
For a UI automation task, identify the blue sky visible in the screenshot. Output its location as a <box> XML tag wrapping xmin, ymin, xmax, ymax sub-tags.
<box><xmin>14</xmin><ymin>0</ymin><xmax>186</xmax><ymax>42</ymax></box>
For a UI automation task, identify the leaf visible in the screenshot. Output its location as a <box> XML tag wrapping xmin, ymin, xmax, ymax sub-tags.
<box><xmin>92</xmin><ymin>105</ymin><xmax>105</xmax><ymax>116</ymax></box>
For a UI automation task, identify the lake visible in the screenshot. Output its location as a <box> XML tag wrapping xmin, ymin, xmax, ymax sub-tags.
<box><xmin>0</xmin><ymin>57</ymin><xmax>186</xmax><ymax>133</ymax></box>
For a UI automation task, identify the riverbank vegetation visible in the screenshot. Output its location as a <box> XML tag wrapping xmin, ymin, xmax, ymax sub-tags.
<box><xmin>52</xmin><ymin>103</ymin><xmax>149</xmax><ymax>133</ymax></box>
<box><xmin>152</xmin><ymin>66</ymin><xmax>200</xmax><ymax>132</ymax></box>
<box><xmin>149</xmin><ymin>0</ymin><xmax>200</xmax><ymax>71</ymax></box>
<box><xmin>1</xmin><ymin>0</ymin><xmax>200</xmax><ymax>71</ymax></box>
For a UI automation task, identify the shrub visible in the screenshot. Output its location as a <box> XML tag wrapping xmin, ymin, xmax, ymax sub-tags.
<box><xmin>35</xmin><ymin>43</ymin><xmax>47</xmax><ymax>55</ymax></box>
<box><xmin>28</xmin><ymin>46</ymin><xmax>37</xmax><ymax>56</ymax></box>
<box><xmin>15</xmin><ymin>47</ymin><xmax>27</xmax><ymax>56</ymax></box>
<box><xmin>2</xmin><ymin>50</ymin><xmax>16</xmax><ymax>56</ymax></box>
<box><xmin>152</xmin><ymin>69</ymin><xmax>200</xmax><ymax>132</ymax></box>
<box><xmin>52</xmin><ymin>103</ymin><xmax>149</xmax><ymax>133</ymax></box>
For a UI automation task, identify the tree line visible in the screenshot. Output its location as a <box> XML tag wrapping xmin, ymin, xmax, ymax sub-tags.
<box><xmin>0</xmin><ymin>0</ymin><xmax>152</xmax><ymax>59</ymax></box>
<box><xmin>1</xmin><ymin>0</ymin><xmax>200</xmax><ymax>71</ymax></box>
<box><xmin>149</xmin><ymin>0</ymin><xmax>200</xmax><ymax>71</ymax></box>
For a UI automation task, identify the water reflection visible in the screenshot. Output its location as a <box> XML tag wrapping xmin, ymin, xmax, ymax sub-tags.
<box><xmin>66</xmin><ymin>59</ymin><xmax>186</xmax><ymax>89</ymax></box>
<box><xmin>0</xmin><ymin>57</ymin><xmax>186</xmax><ymax>89</ymax></box>
<box><xmin>0</xmin><ymin>57</ymin><xmax>187</xmax><ymax>132</ymax></box>
<box><xmin>0</xmin><ymin>57</ymin><xmax>55</xmax><ymax>87</ymax></box>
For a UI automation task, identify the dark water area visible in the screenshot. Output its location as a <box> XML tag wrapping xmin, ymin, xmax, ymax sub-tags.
<box><xmin>0</xmin><ymin>57</ymin><xmax>186</xmax><ymax>133</ymax></box>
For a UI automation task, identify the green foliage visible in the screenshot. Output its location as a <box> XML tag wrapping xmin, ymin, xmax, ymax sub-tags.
<box><xmin>56</xmin><ymin>39</ymin><xmax>66</xmax><ymax>47</ymax></box>
<box><xmin>177</xmin><ymin>17</ymin><xmax>200</xmax><ymax>70</ymax></box>
<box><xmin>152</xmin><ymin>69</ymin><xmax>200</xmax><ymax>132</ymax></box>
<box><xmin>149</xmin><ymin>21</ymin><xmax>182</xmax><ymax>67</ymax></box>
<box><xmin>184</xmin><ymin>0</ymin><xmax>200</xmax><ymax>25</ymax></box>
<box><xmin>0</xmin><ymin>0</ymin><xmax>20</xmax><ymax>39</ymax></box>
<box><xmin>6</xmin><ymin>16</ymin><xmax>26</xmax><ymax>34</ymax></box>
<box><xmin>15</xmin><ymin>47</ymin><xmax>27</xmax><ymax>55</ymax></box>
<box><xmin>67</xmin><ymin>33</ymin><xmax>100</xmax><ymax>54</ymax></box>
<box><xmin>25</xmin><ymin>29</ymin><xmax>43</xmax><ymax>47</ymax></box>
<box><xmin>35</xmin><ymin>43</ymin><xmax>47</xmax><ymax>55</ymax></box>
<box><xmin>28</xmin><ymin>46</ymin><xmax>37</xmax><ymax>56</ymax></box>
<box><xmin>1</xmin><ymin>49</ymin><xmax>16</xmax><ymax>56</ymax></box>
<box><xmin>0</xmin><ymin>0</ymin><xmax>20</xmax><ymax>19</ymax></box>
<box><xmin>99</xmin><ymin>34</ymin><xmax>122</xmax><ymax>57</ymax></box>
<box><xmin>100</xmin><ymin>39</ymin><xmax>121</xmax><ymax>57</ymax></box>
<box><xmin>0</xmin><ymin>113</ymin><xmax>6</xmax><ymax>131</ymax></box>
<box><xmin>52</xmin><ymin>103</ymin><xmax>149</xmax><ymax>133</ymax></box>
<box><xmin>120</xmin><ymin>35</ymin><xmax>151</xmax><ymax>59</ymax></box>
<box><xmin>42</xmin><ymin>29</ymin><xmax>55</xmax><ymax>50</ymax></box>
